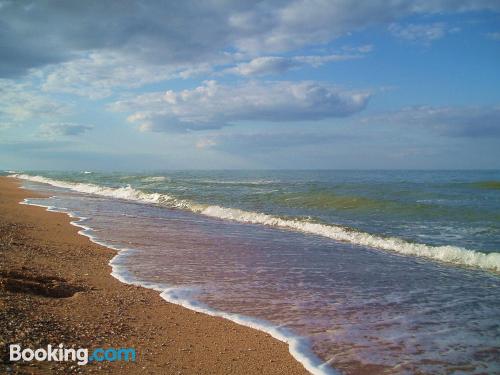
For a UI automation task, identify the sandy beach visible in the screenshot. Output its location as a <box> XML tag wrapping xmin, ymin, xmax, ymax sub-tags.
<box><xmin>0</xmin><ymin>177</ymin><xmax>308</xmax><ymax>374</ymax></box>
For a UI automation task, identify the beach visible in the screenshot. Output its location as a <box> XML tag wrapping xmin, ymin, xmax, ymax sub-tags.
<box><xmin>0</xmin><ymin>176</ymin><xmax>308</xmax><ymax>374</ymax></box>
<box><xmin>2</xmin><ymin>171</ymin><xmax>499</xmax><ymax>374</ymax></box>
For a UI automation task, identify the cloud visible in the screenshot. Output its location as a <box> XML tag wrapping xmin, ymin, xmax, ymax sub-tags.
<box><xmin>1</xmin><ymin>1</ymin><xmax>499</xmax><ymax>78</ymax></box>
<box><xmin>229</xmin><ymin>1</ymin><xmax>498</xmax><ymax>53</ymax></box>
<box><xmin>388</xmin><ymin>22</ymin><xmax>460</xmax><ymax>43</ymax></box>
<box><xmin>41</xmin><ymin>50</ymin><xmax>365</xmax><ymax>98</ymax></box>
<box><xmin>41</xmin><ymin>52</ymin><xmax>173</xmax><ymax>99</ymax></box>
<box><xmin>110</xmin><ymin>80</ymin><xmax>371</xmax><ymax>132</ymax></box>
<box><xmin>0</xmin><ymin>1</ymin><xmax>237</xmax><ymax>78</ymax></box>
<box><xmin>0</xmin><ymin>79</ymin><xmax>69</xmax><ymax>126</ymax></box>
<box><xmin>40</xmin><ymin>51</ymin><xmax>217</xmax><ymax>99</ymax></box>
<box><xmin>364</xmin><ymin>105</ymin><xmax>500</xmax><ymax>137</ymax></box>
<box><xmin>39</xmin><ymin>123</ymin><xmax>93</xmax><ymax>137</ymax></box>
<box><xmin>225</xmin><ymin>52</ymin><xmax>365</xmax><ymax>76</ymax></box>
<box><xmin>226</xmin><ymin>57</ymin><xmax>300</xmax><ymax>76</ymax></box>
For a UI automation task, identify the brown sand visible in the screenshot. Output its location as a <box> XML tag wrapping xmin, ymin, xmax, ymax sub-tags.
<box><xmin>0</xmin><ymin>177</ymin><xmax>309</xmax><ymax>375</ymax></box>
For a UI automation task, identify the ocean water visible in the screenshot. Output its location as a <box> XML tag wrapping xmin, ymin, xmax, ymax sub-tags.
<box><xmin>7</xmin><ymin>170</ymin><xmax>500</xmax><ymax>374</ymax></box>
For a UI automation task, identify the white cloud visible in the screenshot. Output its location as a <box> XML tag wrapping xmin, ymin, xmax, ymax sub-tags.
<box><xmin>40</xmin><ymin>47</ymin><xmax>367</xmax><ymax>98</ymax></box>
<box><xmin>39</xmin><ymin>123</ymin><xmax>93</xmax><ymax>137</ymax></box>
<box><xmin>226</xmin><ymin>57</ymin><xmax>299</xmax><ymax>76</ymax></box>
<box><xmin>226</xmin><ymin>52</ymin><xmax>365</xmax><ymax>76</ymax></box>
<box><xmin>2</xmin><ymin>1</ymin><xmax>498</xmax><ymax>78</ymax></box>
<box><xmin>228</xmin><ymin>1</ymin><xmax>493</xmax><ymax>53</ymax></box>
<box><xmin>294</xmin><ymin>54</ymin><xmax>363</xmax><ymax>67</ymax></box>
<box><xmin>0</xmin><ymin>0</ymin><xmax>496</xmax><ymax>103</ymax></box>
<box><xmin>110</xmin><ymin>80</ymin><xmax>371</xmax><ymax>132</ymax></box>
<box><xmin>388</xmin><ymin>23</ymin><xmax>460</xmax><ymax>43</ymax></box>
<box><xmin>0</xmin><ymin>79</ymin><xmax>69</xmax><ymax>127</ymax></box>
<box><xmin>41</xmin><ymin>52</ymin><xmax>217</xmax><ymax>99</ymax></box>
<box><xmin>41</xmin><ymin>53</ymin><xmax>168</xmax><ymax>99</ymax></box>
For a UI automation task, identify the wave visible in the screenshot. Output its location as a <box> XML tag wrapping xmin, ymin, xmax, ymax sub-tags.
<box><xmin>141</xmin><ymin>176</ymin><xmax>168</xmax><ymax>182</ymax></box>
<box><xmin>12</xmin><ymin>173</ymin><xmax>193</xmax><ymax>208</ymax></box>
<box><xmin>11</xmin><ymin>174</ymin><xmax>500</xmax><ymax>273</ymax></box>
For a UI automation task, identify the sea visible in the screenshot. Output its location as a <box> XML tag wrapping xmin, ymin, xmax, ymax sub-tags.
<box><xmin>5</xmin><ymin>170</ymin><xmax>500</xmax><ymax>374</ymax></box>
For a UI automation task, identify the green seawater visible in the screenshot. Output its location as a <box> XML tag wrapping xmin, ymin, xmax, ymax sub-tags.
<box><xmin>14</xmin><ymin>169</ymin><xmax>500</xmax><ymax>252</ymax></box>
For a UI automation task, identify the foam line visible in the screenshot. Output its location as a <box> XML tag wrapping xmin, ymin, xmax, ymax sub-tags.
<box><xmin>19</xmin><ymin>196</ymin><xmax>338</xmax><ymax>375</ymax></box>
<box><xmin>11</xmin><ymin>174</ymin><xmax>500</xmax><ymax>273</ymax></box>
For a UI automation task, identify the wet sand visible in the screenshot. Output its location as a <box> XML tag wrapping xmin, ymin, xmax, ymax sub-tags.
<box><xmin>0</xmin><ymin>177</ymin><xmax>309</xmax><ymax>374</ymax></box>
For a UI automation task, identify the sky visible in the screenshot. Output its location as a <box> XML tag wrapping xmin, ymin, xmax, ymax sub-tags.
<box><xmin>1</xmin><ymin>0</ymin><xmax>500</xmax><ymax>171</ymax></box>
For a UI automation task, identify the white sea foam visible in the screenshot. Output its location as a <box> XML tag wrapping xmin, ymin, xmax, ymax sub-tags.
<box><xmin>12</xmin><ymin>173</ymin><xmax>184</xmax><ymax>206</ymax></box>
<box><xmin>19</xmin><ymin>197</ymin><xmax>337</xmax><ymax>375</ymax></box>
<box><xmin>11</xmin><ymin>174</ymin><xmax>500</xmax><ymax>273</ymax></box>
<box><xmin>142</xmin><ymin>176</ymin><xmax>168</xmax><ymax>182</ymax></box>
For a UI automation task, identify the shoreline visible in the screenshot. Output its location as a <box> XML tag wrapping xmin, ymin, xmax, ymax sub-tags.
<box><xmin>0</xmin><ymin>177</ymin><xmax>310</xmax><ymax>374</ymax></box>
<box><xmin>20</xmin><ymin>185</ymin><xmax>335</xmax><ymax>375</ymax></box>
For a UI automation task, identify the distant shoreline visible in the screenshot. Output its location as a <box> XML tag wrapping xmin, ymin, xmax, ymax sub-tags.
<box><xmin>0</xmin><ymin>177</ymin><xmax>308</xmax><ymax>374</ymax></box>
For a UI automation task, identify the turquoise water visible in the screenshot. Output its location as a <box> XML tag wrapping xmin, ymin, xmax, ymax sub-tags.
<box><xmin>8</xmin><ymin>170</ymin><xmax>500</xmax><ymax>374</ymax></box>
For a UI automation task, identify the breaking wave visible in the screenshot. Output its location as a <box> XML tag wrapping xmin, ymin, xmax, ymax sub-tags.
<box><xmin>141</xmin><ymin>176</ymin><xmax>168</xmax><ymax>182</ymax></box>
<box><xmin>11</xmin><ymin>174</ymin><xmax>500</xmax><ymax>273</ymax></box>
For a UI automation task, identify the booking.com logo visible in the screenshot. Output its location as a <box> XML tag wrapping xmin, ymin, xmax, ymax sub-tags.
<box><xmin>9</xmin><ymin>344</ymin><xmax>136</xmax><ymax>365</ymax></box>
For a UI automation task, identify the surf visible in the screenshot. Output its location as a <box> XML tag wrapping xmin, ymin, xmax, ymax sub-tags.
<box><xmin>11</xmin><ymin>173</ymin><xmax>500</xmax><ymax>273</ymax></box>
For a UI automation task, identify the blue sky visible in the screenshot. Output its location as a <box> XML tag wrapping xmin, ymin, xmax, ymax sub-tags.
<box><xmin>1</xmin><ymin>1</ymin><xmax>500</xmax><ymax>170</ymax></box>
